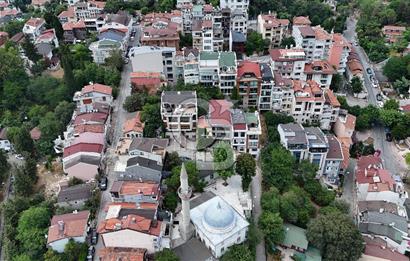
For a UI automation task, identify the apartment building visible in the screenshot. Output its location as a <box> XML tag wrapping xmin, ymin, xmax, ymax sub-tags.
<box><xmin>230</xmin><ymin>9</ymin><xmax>247</xmax><ymax>36</ymax></box>
<box><xmin>292</xmin><ymin>25</ymin><xmax>332</xmax><ymax>61</ymax></box>
<box><xmin>278</xmin><ymin>123</ymin><xmax>329</xmax><ymax>174</ymax></box>
<box><xmin>257</xmin><ymin>13</ymin><xmax>289</xmax><ymax>48</ymax></box>
<box><xmin>303</xmin><ymin>60</ymin><xmax>335</xmax><ymax>89</ymax></box>
<box><xmin>269</xmin><ymin>48</ymin><xmax>307</xmax><ymax>80</ymax></box>
<box><xmin>231</xmin><ymin>109</ymin><xmax>262</xmax><ymax>157</ymax></box>
<box><xmin>180</xmin><ymin>4</ymin><xmax>193</xmax><ymax>33</ymax></box>
<box><xmin>271</xmin><ymin>72</ymin><xmax>294</xmax><ymax>114</ymax></box>
<box><xmin>192</xmin><ymin>19</ymin><xmax>214</xmax><ymax>51</ymax></box>
<box><xmin>62</xmin><ymin>20</ymin><xmax>87</xmax><ymax>43</ymax></box>
<box><xmin>328</xmin><ymin>33</ymin><xmax>351</xmax><ymax>74</ymax></box>
<box><xmin>182</xmin><ymin>48</ymin><xmax>200</xmax><ymax>84</ymax></box>
<box><xmin>128</xmin><ymin>46</ymin><xmax>176</xmax><ymax>83</ymax></box>
<box><xmin>237</xmin><ymin>61</ymin><xmax>261</xmax><ymax>109</ymax></box>
<box><xmin>291</xmin><ymin>80</ymin><xmax>325</xmax><ymax>125</ymax></box>
<box><xmin>198</xmin><ymin>51</ymin><xmax>237</xmax><ymax>94</ymax></box>
<box><xmin>323</xmin><ymin>134</ymin><xmax>343</xmax><ymax>185</ymax></box>
<box><xmin>141</xmin><ymin>18</ymin><xmax>180</xmax><ymax>49</ymax></box>
<box><xmin>258</xmin><ymin>63</ymin><xmax>275</xmax><ymax>111</ymax></box>
<box><xmin>321</xmin><ymin>89</ymin><xmax>340</xmax><ymax>130</ymax></box>
<box><xmin>73</xmin><ymin>1</ymin><xmax>105</xmax><ymax>31</ymax></box>
<box><xmin>89</xmin><ymin>38</ymin><xmax>123</xmax><ymax>64</ymax></box>
<box><xmin>161</xmin><ymin>91</ymin><xmax>198</xmax><ymax>133</ymax></box>
<box><xmin>23</xmin><ymin>18</ymin><xmax>45</xmax><ymax>41</ymax></box>
<box><xmin>382</xmin><ymin>25</ymin><xmax>406</xmax><ymax>43</ymax></box>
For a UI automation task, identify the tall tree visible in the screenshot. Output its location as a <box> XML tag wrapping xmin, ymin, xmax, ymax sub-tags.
<box><xmin>261</xmin><ymin>146</ymin><xmax>294</xmax><ymax>191</ymax></box>
<box><xmin>44</xmin><ymin>12</ymin><xmax>64</xmax><ymax>40</ymax></box>
<box><xmin>13</xmin><ymin>126</ymin><xmax>35</xmax><ymax>155</ymax></box>
<box><xmin>213</xmin><ymin>142</ymin><xmax>235</xmax><ymax>185</ymax></box>
<box><xmin>59</xmin><ymin>45</ymin><xmax>77</xmax><ymax>96</ymax></box>
<box><xmin>220</xmin><ymin>244</ymin><xmax>253</xmax><ymax>261</ymax></box>
<box><xmin>235</xmin><ymin>153</ymin><xmax>256</xmax><ymax>191</ymax></box>
<box><xmin>258</xmin><ymin>211</ymin><xmax>285</xmax><ymax>245</ymax></box>
<box><xmin>0</xmin><ymin>150</ymin><xmax>10</xmax><ymax>183</ymax></box>
<box><xmin>307</xmin><ymin>212</ymin><xmax>364</xmax><ymax>261</ymax></box>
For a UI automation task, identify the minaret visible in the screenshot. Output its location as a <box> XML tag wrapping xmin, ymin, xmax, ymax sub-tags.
<box><xmin>178</xmin><ymin>163</ymin><xmax>192</xmax><ymax>241</ymax></box>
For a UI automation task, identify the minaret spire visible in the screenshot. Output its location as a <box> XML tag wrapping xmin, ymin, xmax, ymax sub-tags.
<box><xmin>178</xmin><ymin>163</ymin><xmax>192</xmax><ymax>241</ymax></box>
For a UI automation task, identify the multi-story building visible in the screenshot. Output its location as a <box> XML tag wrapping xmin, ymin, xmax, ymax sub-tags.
<box><xmin>237</xmin><ymin>61</ymin><xmax>261</xmax><ymax>109</ymax></box>
<box><xmin>321</xmin><ymin>89</ymin><xmax>340</xmax><ymax>130</ymax></box>
<box><xmin>141</xmin><ymin>19</ymin><xmax>180</xmax><ymax>49</ymax></box>
<box><xmin>73</xmin><ymin>1</ymin><xmax>105</xmax><ymax>31</ymax></box>
<box><xmin>302</xmin><ymin>60</ymin><xmax>335</xmax><ymax>89</ymax></box>
<box><xmin>161</xmin><ymin>91</ymin><xmax>198</xmax><ymax>133</ymax></box>
<box><xmin>272</xmin><ymin>72</ymin><xmax>294</xmax><ymax>114</ymax></box>
<box><xmin>292</xmin><ymin>16</ymin><xmax>311</xmax><ymax>28</ymax></box>
<box><xmin>278</xmin><ymin>123</ymin><xmax>329</xmax><ymax>174</ymax></box>
<box><xmin>258</xmin><ymin>63</ymin><xmax>274</xmax><ymax>111</ymax></box>
<box><xmin>62</xmin><ymin>20</ymin><xmax>87</xmax><ymax>43</ymax></box>
<box><xmin>269</xmin><ymin>48</ymin><xmax>307</xmax><ymax>80</ymax></box>
<box><xmin>176</xmin><ymin>0</ymin><xmax>192</xmax><ymax>8</ymax></box>
<box><xmin>23</xmin><ymin>18</ymin><xmax>45</xmax><ymax>41</ymax></box>
<box><xmin>180</xmin><ymin>4</ymin><xmax>193</xmax><ymax>33</ymax></box>
<box><xmin>292</xmin><ymin>25</ymin><xmax>332</xmax><ymax>61</ymax></box>
<box><xmin>89</xmin><ymin>38</ymin><xmax>123</xmax><ymax>64</ymax></box>
<box><xmin>198</xmin><ymin>51</ymin><xmax>237</xmax><ymax>94</ymax></box>
<box><xmin>328</xmin><ymin>33</ymin><xmax>351</xmax><ymax>74</ymax></box>
<box><xmin>128</xmin><ymin>46</ymin><xmax>176</xmax><ymax>83</ymax></box>
<box><xmin>291</xmin><ymin>80</ymin><xmax>325</xmax><ymax>125</ymax></box>
<box><xmin>220</xmin><ymin>0</ymin><xmax>249</xmax><ymax>15</ymax></box>
<box><xmin>323</xmin><ymin>134</ymin><xmax>343</xmax><ymax>185</ymax></box>
<box><xmin>231</xmin><ymin>109</ymin><xmax>262</xmax><ymax>157</ymax></box>
<box><xmin>230</xmin><ymin>9</ymin><xmax>248</xmax><ymax>36</ymax></box>
<box><xmin>182</xmin><ymin>48</ymin><xmax>200</xmax><ymax>84</ymax></box>
<box><xmin>73</xmin><ymin>83</ymin><xmax>113</xmax><ymax>111</ymax></box>
<box><xmin>257</xmin><ymin>13</ymin><xmax>289</xmax><ymax>48</ymax></box>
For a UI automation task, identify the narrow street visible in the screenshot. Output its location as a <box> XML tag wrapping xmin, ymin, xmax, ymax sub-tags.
<box><xmin>251</xmin><ymin>165</ymin><xmax>266</xmax><ymax>261</ymax></box>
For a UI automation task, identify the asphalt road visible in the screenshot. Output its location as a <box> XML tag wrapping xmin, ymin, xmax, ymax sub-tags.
<box><xmin>343</xmin><ymin>17</ymin><xmax>406</xmax><ymax>176</ymax></box>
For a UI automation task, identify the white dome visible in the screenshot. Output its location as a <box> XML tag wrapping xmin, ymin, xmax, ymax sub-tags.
<box><xmin>202</xmin><ymin>199</ymin><xmax>236</xmax><ymax>234</ymax></box>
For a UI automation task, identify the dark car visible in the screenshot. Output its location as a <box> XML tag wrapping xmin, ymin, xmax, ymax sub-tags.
<box><xmin>179</xmin><ymin>156</ymin><xmax>192</xmax><ymax>162</ymax></box>
<box><xmin>366</xmin><ymin>68</ymin><xmax>373</xmax><ymax>75</ymax></box>
<box><xmin>99</xmin><ymin>176</ymin><xmax>108</xmax><ymax>191</ymax></box>
<box><xmin>386</xmin><ymin>132</ymin><xmax>393</xmax><ymax>142</ymax></box>
<box><xmin>91</xmin><ymin>229</ymin><xmax>98</xmax><ymax>245</ymax></box>
<box><xmin>87</xmin><ymin>246</ymin><xmax>95</xmax><ymax>261</ymax></box>
<box><xmin>376</xmin><ymin>93</ymin><xmax>383</xmax><ymax>101</ymax></box>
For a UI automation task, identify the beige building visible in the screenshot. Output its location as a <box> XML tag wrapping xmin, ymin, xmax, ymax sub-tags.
<box><xmin>257</xmin><ymin>13</ymin><xmax>289</xmax><ymax>48</ymax></box>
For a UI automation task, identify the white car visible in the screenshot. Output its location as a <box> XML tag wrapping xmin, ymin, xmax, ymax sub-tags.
<box><xmin>377</xmin><ymin>101</ymin><xmax>384</xmax><ymax>108</ymax></box>
<box><xmin>15</xmin><ymin>154</ymin><xmax>24</xmax><ymax>160</ymax></box>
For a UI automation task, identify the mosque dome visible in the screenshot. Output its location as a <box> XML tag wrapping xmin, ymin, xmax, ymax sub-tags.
<box><xmin>202</xmin><ymin>199</ymin><xmax>236</xmax><ymax>234</ymax></box>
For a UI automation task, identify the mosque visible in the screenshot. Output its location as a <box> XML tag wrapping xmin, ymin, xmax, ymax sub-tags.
<box><xmin>175</xmin><ymin>163</ymin><xmax>249</xmax><ymax>258</ymax></box>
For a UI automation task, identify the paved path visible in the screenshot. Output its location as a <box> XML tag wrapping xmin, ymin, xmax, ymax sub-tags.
<box><xmin>251</xmin><ymin>165</ymin><xmax>266</xmax><ymax>261</ymax></box>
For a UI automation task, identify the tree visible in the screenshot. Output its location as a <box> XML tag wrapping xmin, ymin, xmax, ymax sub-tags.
<box><xmin>123</xmin><ymin>93</ymin><xmax>148</xmax><ymax>112</ymax></box>
<box><xmin>63</xmin><ymin>239</ymin><xmax>88</xmax><ymax>261</ymax></box>
<box><xmin>261</xmin><ymin>146</ymin><xmax>294</xmax><ymax>192</ymax></box>
<box><xmin>154</xmin><ymin>249</ymin><xmax>179</xmax><ymax>261</ymax></box>
<box><xmin>230</xmin><ymin>87</ymin><xmax>239</xmax><ymax>101</ymax></box>
<box><xmin>280</xmin><ymin>186</ymin><xmax>315</xmax><ymax>227</ymax></box>
<box><xmin>330</xmin><ymin>73</ymin><xmax>343</xmax><ymax>92</ymax></box>
<box><xmin>393</xmin><ymin>76</ymin><xmax>410</xmax><ymax>95</ymax></box>
<box><xmin>220</xmin><ymin>244</ymin><xmax>253</xmax><ymax>261</ymax></box>
<box><xmin>307</xmin><ymin>212</ymin><xmax>364</xmax><ymax>261</ymax></box>
<box><xmin>141</xmin><ymin>103</ymin><xmax>163</xmax><ymax>138</ymax></box>
<box><xmin>213</xmin><ymin>142</ymin><xmax>235</xmax><ymax>185</ymax></box>
<box><xmin>350</xmin><ymin>76</ymin><xmax>363</xmax><ymax>94</ymax></box>
<box><xmin>13</xmin><ymin>126</ymin><xmax>35</xmax><ymax>155</ymax></box>
<box><xmin>59</xmin><ymin>45</ymin><xmax>77</xmax><ymax>96</ymax></box>
<box><xmin>258</xmin><ymin>211</ymin><xmax>285</xmax><ymax>245</ymax></box>
<box><xmin>245</xmin><ymin>31</ymin><xmax>267</xmax><ymax>56</ymax></box>
<box><xmin>166</xmin><ymin>161</ymin><xmax>204</xmax><ymax>192</ymax></box>
<box><xmin>179</xmin><ymin>32</ymin><xmax>192</xmax><ymax>48</ymax></box>
<box><xmin>16</xmin><ymin>206</ymin><xmax>52</xmax><ymax>259</ymax></box>
<box><xmin>383</xmin><ymin>56</ymin><xmax>409</xmax><ymax>82</ymax></box>
<box><xmin>261</xmin><ymin>187</ymin><xmax>280</xmax><ymax>213</ymax></box>
<box><xmin>1</xmin><ymin>19</ymin><xmax>25</xmax><ymax>37</ymax></box>
<box><xmin>235</xmin><ymin>153</ymin><xmax>256</xmax><ymax>191</ymax></box>
<box><xmin>22</xmin><ymin>39</ymin><xmax>41</xmax><ymax>63</ymax></box>
<box><xmin>54</xmin><ymin>101</ymin><xmax>75</xmax><ymax>128</ymax></box>
<box><xmin>0</xmin><ymin>150</ymin><xmax>10</xmax><ymax>183</ymax></box>
<box><xmin>15</xmin><ymin>158</ymin><xmax>38</xmax><ymax>196</ymax></box>
<box><xmin>280</xmin><ymin>36</ymin><xmax>296</xmax><ymax>48</ymax></box>
<box><xmin>44</xmin><ymin>12</ymin><xmax>64</xmax><ymax>40</ymax></box>
<box><xmin>383</xmin><ymin>99</ymin><xmax>399</xmax><ymax>110</ymax></box>
<box><xmin>105</xmin><ymin>49</ymin><xmax>124</xmax><ymax>71</ymax></box>
<box><xmin>164</xmin><ymin>151</ymin><xmax>182</xmax><ymax>171</ymax></box>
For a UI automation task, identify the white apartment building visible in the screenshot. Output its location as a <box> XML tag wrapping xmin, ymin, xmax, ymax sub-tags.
<box><xmin>269</xmin><ymin>48</ymin><xmax>307</xmax><ymax>80</ymax></box>
<box><xmin>257</xmin><ymin>13</ymin><xmax>289</xmax><ymax>48</ymax></box>
<box><xmin>291</xmin><ymin>80</ymin><xmax>325</xmax><ymax>125</ymax></box>
<box><xmin>176</xmin><ymin>0</ymin><xmax>192</xmax><ymax>8</ymax></box>
<box><xmin>292</xmin><ymin>25</ymin><xmax>332</xmax><ymax>61</ymax></box>
<box><xmin>271</xmin><ymin>72</ymin><xmax>294</xmax><ymax>114</ymax></box>
<box><xmin>23</xmin><ymin>18</ymin><xmax>46</xmax><ymax>41</ymax></box>
<box><xmin>220</xmin><ymin>0</ymin><xmax>249</xmax><ymax>14</ymax></box>
<box><xmin>128</xmin><ymin>46</ymin><xmax>176</xmax><ymax>83</ymax></box>
<box><xmin>230</xmin><ymin>9</ymin><xmax>247</xmax><ymax>36</ymax></box>
<box><xmin>231</xmin><ymin>109</ymin><xmax>262</xmax><ymax>157</ymax></box>
<box><xmin>321</xmin><ymin>89</ymin><xmax>341</xmax><ymax>130</ymax></box>
<box><xmin>302</xmin><ymin>60</ymin><xmax>335</xmax><ymax>89</ymax></box>
<box><xmin>161</xmin><ymin>91</ymin><xmax>198</xmax><ymax>133</ymax></box>
<box><xmin>278</xmin><ymin>123</ymin><xmax>329</xmax><ymax>174</ymax></box>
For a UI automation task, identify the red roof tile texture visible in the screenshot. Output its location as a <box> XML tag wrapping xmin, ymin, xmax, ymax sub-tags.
<box><xmin>63</xmin><ymin>143</ymin><xmax>103</xmax><ymax>158</ymax></box>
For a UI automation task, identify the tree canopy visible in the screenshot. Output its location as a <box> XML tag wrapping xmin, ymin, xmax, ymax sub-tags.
<box><xmin>235</xmin><ymin>153</ymin><xmax>256</xmax><ymax>191</ymax></box>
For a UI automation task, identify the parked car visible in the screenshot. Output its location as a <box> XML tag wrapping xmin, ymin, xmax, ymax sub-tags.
<box><xmin>91</xmin><ymin>229</ymin><xmax>98</xmax><ymax>245</ymax></box>
<box><xmin>15</xmin><ymin>154</ymin><xmax>24</xmax><ymax>160</ymax></box>
<box><xmin>99</xmin><ymin>176</ymin><xmax>108</xmax><ymax>191</ymax></box>
<box><xmin>366</xmin><ymin>68</ymin><xmax>373</xmax><ymax>75</ymax></box>
<box><xmin>179</xmin><ymin>156</ymin><xmax>192</xmax><ymax>162</ymax></box>
<box><xmin>386</xmin><ymin>132</ymin><xmax>393</xmax><ymax>142</ymax></box>
<box><xmin>87</xmin><ymin>246</ymin><xmax>95</xmax><ymax>261</ymax></box>
<box><xmin>376</xmin><ymin>93</ymin><xmax>383</xmax><ymax>101</ymax></box>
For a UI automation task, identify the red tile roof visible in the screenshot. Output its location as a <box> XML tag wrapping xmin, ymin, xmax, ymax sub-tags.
<box><xmin>31</xmin><ymin>0</ymin><xmax>49</xmax><ymax>6</ymax></box>
<box><xmin>325</xmin><ymin>89</ymin><xmax>340</xmax><ymax>107</ymax></box>
<box><xmin>58</xmin><ymin>7</ymin><xmax>75</xmax><ymax>18</ymax></box>
<box><xmin>82</xmin><ymin>83</ymin><xmax>112</xmax><ymax>95</ymax></box>
<box><xmin>74</xmin><ymin>112</ymin><xmax>108</xmax><ymax>125</ymax></box>
<box><xmin>326</xmin><ymin>135</ymin><xmax>343</xmax><ymax>160</ymax></box>
<box><xmin>62</xmin><ymin>20</ymin><xmax>86</xmax><ymax>30</ymax></box>
<box><xmin>304</xmin><ymin>60</ymin><xmax>336</xmax><ymax>75</ymax></box>
<box><xmin>293</xmin><ymin>16</ymin><xmax>311</xmax><ymax>26</ymax></box>
<box><xmin>237</xmin><ymin>61</ymin><xmax>261</xmax><ymax>79</ymax></box>
<box><xmin>47</xmin><ymin>210</ymin><xmax>89</xmax><ymax>244</ymax></box>
<box><xmin>123</xmin><ymin>112</ymin><xmax>144</xmax><ymax>134</ymax></box>
<box><xmin>74</xmin><ymin>124</ymin><xmax>105</xmax><ymax>134</ymax></box>
<box><xmin>110</xmin><ymin>181</ymin><xmax>159</xmax><ymax>196</ymax></box>
<box><xmin>363</xmin><ymin>237</ymin><xmax>408</xmax><ymax>261</ymax></box>
<box><xmin>63</xmin><ymin>143</ymin><xmax>103</xmax><ymax>158</ymax></box>
<box><xmin>209</xmin><ymin>99</ymin><xmax>232</xmax><ymax>125</ymax></box>
<box><xmin>261</xmin><ymin>14</ymin><xmax>289</xmax><ymax>28</ymax></box>
<box><xmin>355</xmin><ymin>155</ymin><xmax>396</xmax><ymax>192</ymax></box>
<box><xmin>98</xmin><ymin>247</ymin><xmax>146</xmax><ymax>261</ymax></box>
<box><xmin>400</xmin><ymin>104</ymin><xmax>410</xmax><ymax>112</ymax></box>
<box><xmin>298</xmin><ymin>26</ymin><xmax>315</xmax><ymax>37</ymax></box>
<box><xmin>26</xmin><ymin>17</ymin><xmax>45</xmax><ymax>28</ymax></box>
<box><xmin>269</xmin><ymin>48</ymin><xmax>306</xmax><ymax>61</ymax></box>
<box><xmin>98</xmin><ymin>214</ymin><xmax>162</xmax><ymax>236</ymax></box>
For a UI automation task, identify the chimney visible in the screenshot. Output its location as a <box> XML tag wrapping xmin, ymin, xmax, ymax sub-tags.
<box><xmin>114</xmin><ymin>223</ymin><xmax>122</xmax><ymax>230</ymax></box>
<box><xmin>58</xmin><ymin>220</ymin><xmax>65</xmax><ymax>236</ymax></box>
